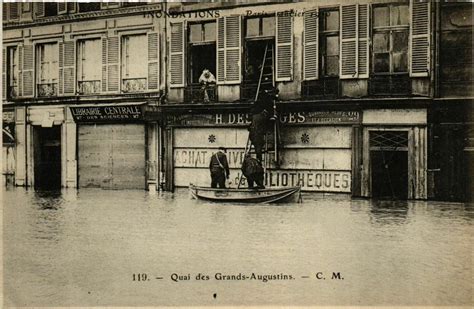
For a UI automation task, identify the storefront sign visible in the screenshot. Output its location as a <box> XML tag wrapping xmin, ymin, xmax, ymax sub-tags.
<box><xmin>264</xmin><ymin>170</ymin><xmax>351</xmax><ymax>192</ymax></box>
<box><xmin>70</xmin><ymin>105</ymin><xmax>144</xmax><ymax>123</ymax></box>
<box><xmin>167</xmin><ymin>111</ymin><xmax>359</xmax><ymax>126</ymax></box>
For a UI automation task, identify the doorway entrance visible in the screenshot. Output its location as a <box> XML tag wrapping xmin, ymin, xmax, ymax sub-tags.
<box><xmin>370</xmin><ymin>131</ymin><xmax>408</xmax><ymax>199</ymax></box>
<box><xmin>34</xmin><ymin>126</ymin><xmax>61</xmax><ymax>190</ymax></box>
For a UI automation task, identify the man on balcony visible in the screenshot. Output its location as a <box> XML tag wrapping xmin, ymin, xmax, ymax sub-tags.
<box><xmin>199</xmin><ymin>69</ymin><xmax>216</xmax><ymax>103</ymax></box>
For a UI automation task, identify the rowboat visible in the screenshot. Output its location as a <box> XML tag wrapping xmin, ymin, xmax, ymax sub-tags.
<box><xmin>189</xmin><ymin>184</ymin><xmax>301</xmax><ymax>204</ymax></box>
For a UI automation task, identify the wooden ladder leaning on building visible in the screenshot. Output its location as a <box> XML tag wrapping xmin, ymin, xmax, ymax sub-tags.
<box><xmin>238</xmin><ymin>42</ymin><xmax>280</xmax><ymax>189</ymax></box>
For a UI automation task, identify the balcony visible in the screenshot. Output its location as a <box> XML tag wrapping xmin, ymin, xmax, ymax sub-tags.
<box><xmin>369</xmin><ymin>74</ymin><xmax>411</xmax><ymax>96</ymax></box>
<box><xmin>37</xmin><ymin>83</ymin><xmax>58</xmax><ymax>97</ymax></box>
<box><xmin>77</xmin><ymin>80</ymin><xmax>101</xmax><ymax>95</ymax></box>
<box><xmin>122</xmin><ymin>78</ymin><xmax>147</xmax><ymax>93</ymax></box>
<box><xmin>302</xmin><ymin>78</ymin><xmax>340</xmax><ymax>99</ymax></box>
<box><xmin>184</xmin><ymin>84</ymin><xmax>217</xmax><ymax>103</ymax></box>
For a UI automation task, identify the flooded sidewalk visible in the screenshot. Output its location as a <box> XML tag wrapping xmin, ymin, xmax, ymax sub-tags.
<box><xmin>2</xmin><ymin>187</ymin><xmax>473</xmax><ymax>307</ymax></box>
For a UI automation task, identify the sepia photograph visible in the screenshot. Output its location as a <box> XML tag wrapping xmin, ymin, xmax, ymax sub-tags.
<box><xmin>1</xmin><ymin>0</ymin><xmax>473</xmax><ymax>307</ymax></box>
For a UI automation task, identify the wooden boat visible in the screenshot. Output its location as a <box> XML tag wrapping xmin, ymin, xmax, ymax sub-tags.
<box><xmin>189</xmin><ymin>184</ymin><xmax>301</xmax><ymax>204</ymax></box>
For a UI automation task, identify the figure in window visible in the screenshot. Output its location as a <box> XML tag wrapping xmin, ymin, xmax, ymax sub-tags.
<box><xmin>199</xmin><ymin>69</ymin><xmax>216</xmax><ymax>103</ymax></box>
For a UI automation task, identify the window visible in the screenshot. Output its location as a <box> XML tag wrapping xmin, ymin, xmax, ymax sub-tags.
<box><xmin>44</xmin><ymin>3</ymin><xmax>58</xmax><ymax>17</ymax></box>
<box><xmin>78</xmin><ymin>3</ymin><xmax>101</xmax><ymax>13</ymax></box>
<box><xmin>245</xmin><ymin>16</ymin><xmax>275</xmax><ymax>38</ymax></box>
<box><xmin>372</xmin><ymin>3</ymin><xmax>409</xmax><ymax>74</ymax></box>
<box><xmin>320</xmin><ymin>9</ymin><xmax>340</xmax><ymax>77</ymax></box>
<box><xmin>186</xmin><ymin>21</ymin><xmax>217</xmax><ymax>102</ymax></box>
<box><xmin>77</xmin><ymin>39</ymin><xmax>101</xmax><ymax>94</ymax></box>
<box><xmin>121</xmin><ymin>34</ymin><xmax>147</xmax><ymax>92</ymax></box>
<box><xmin>37</xmin><ymin>43</ymin><xmax>59</xmax><ymax>97</ymax></box>
<box><xmin>7</xmin><ymin>46</ymin><xmax>19</xmax><ymax>98</ymax></box>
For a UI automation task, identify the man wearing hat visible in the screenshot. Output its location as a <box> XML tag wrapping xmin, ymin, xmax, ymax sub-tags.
<box><xmin>209</xmin><ymin>147</ymin><xmax>230</xmax><ymax>188</ymax></box>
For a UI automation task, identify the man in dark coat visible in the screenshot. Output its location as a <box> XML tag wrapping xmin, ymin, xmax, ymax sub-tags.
<box><xmin>209</xmin><ymin>147</ymin><xmax>230</xmax><ymax>188</ymax></box>
<box><xmin>241</xmin><ymin>154</ymin><xmax>265</xmax><ymax>189</ymax></box>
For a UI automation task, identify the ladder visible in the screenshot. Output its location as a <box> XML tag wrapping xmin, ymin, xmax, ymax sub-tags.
<box><xmin>238</xmin><ymin>42</ymin><xmax>280</xmax><ymax>188</ymax></box>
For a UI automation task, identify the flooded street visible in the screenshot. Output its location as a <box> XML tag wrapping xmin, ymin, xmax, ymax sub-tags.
<box><xmin>2</xmin><ymin>187</ymin><xmax>473</xmax><ymax>307</ymax></box>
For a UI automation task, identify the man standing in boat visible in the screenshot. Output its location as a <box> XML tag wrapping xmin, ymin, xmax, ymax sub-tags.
<box><xmin>241</xmin><ymin>154</ymin><xmax>265</xmax><ymax>189</ymax></box>
<box><xmin>209</xmin><ymin>147</ymin><xmax>230</xmax><ymax>188</ymax></box>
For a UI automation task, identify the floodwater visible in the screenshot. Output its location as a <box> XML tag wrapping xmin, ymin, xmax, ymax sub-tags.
<box><xmin>2</xmin><ymin>187</ymin><xmax>473</xmax><ymax>307</ymax></box>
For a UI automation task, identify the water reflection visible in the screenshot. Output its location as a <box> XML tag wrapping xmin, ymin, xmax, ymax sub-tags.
<box><xmin>2</xmin><ymin>187</ymin><xmax>473</xmax><ymax>307</ymax></box>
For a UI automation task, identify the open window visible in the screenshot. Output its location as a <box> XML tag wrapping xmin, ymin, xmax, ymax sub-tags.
<box><xmin>77</xmin><ymin>39</ymin><xmax>101</xmax><ymax>94</ymax></box>
<box><xmin>121</xmin><ymin>34</ymin><xmax>147</xmax><ymax>92</ymax></box>
<box><xmin>243</xmin><ymin>15</ymin><xmax>275</xmax><ymax>100</ymax></box>
<box><xmin>6</xmin><ymin>46</ymin><xmax>19</xmax><ymax>99</ymax></box>
<box><xmin>36</xmin><ymin>43</ymin><xmax>59</xmax><ymax>97</ymax></box>
<box><xmin>370</xmin><ymin>2</ymin><xmax>410</xmax><ymax>95</ymax></box>
<box><xmin>186</xmin><ymin>21</ymin><xmax>217</xmax><ymax>103</ymax></box>
<box><xmin>78</xmin><ymin>3</ymin><xmax>101</xmax><ymax>13</ymax></box>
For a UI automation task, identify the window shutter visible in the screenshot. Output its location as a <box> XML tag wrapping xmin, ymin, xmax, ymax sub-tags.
<box><xmin>225</xmin><ymin>15</ymin><xmax>241</xmax><ymax>84</ymax></box>
<box><xmin>147</xmin><ymin>32</ymin><xmax>159</xmax><ymax>91</ymax></box>
<box><xmin>216</xmin><ymin>17</ymin><xmax>225</xmax><ymax>84</ymax></box>
<box><xmin>9</xmin><ymin>3</ymin><xmax>19</xmax><ymax>20</ymax></box>
<box><xmin>21</xmin><ymin>44</ymin><xmax>34</xmax><ymax>98</ymax></box>
<box><xmin>276</xmin><ymin>13</ymin><xmax>293</xmax><ymax>81</ymax></box>
<box><xmin>58</xmin><ymin>3</ymin><xmax>67</xmax><ymax>15</ymax></box>
<box><xmin>410</xmin><ymin>0</ymin><xmax>430</xmax><ymax>77</ymax></box>
<box><xmin>170</xmin><ymin>22</ymin><xmax>185</xmax><ymax>88</ymax></box>
<box><xmin>18</xmin><ymin>46</ymin><xmax>22</xmax><ymax>96</ymax></box>
<box><xmin>3</xmin><ymin>4</ymin><xmax>8</xmax><ymax>21</ymax></box>
<box><xmin>340</xmin><ymin>4</ymin><xmax>357</xmax><ymax>79</ymax></box>
<box><xmin>67</xmin><ymin>3</ymin><xmax>76</xmax><ymax>13</ymax></box>
<box><xmin>303</xmin><ymin>8</ymin><xmax>318</xmax><ymax>81</ymax></box>
<box><xmin>2</xmin><ymin>47</ymin><xmax>6</xmax><ymax>100</ymax></box>
<box><xmin>101</xmin><ymin>38</ymin><xmax>107</xmax><ymax>92</ymax></box>
<box><xmin>62</xmin><ymin>41</ymin><xmax>75</xmax><ymax>95</ymax></box>
<box><xmin>34</xmin><ymin>2</ymin><xmax>44</xmax><ymax>18</ymax></box>
<box><xmin>107</xmin><ymin>36</ymin><xmax>119</xmax><ymax>92</ymax></box>
<box><xmin>358</xmin><ymin>4</ymin><xmax>369</xmax><ymax>78</ymax></box>
<box><xmin>216</xmin><ymin>16</ymin><xmax>241</xmax><ymax>85</ymax></box>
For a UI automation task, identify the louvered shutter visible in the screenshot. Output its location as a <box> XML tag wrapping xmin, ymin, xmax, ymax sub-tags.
<box><xmin>358</xmin><ymin>4</ymin><xmax>369</xmax><ymax>78</ymax></box>
<box><xmin>101</xmin><ymin>38</ymin><xmax>107</xmax><ymax>92</ymax></box>
<box><xmin>303</xmin><ymin>8</ymin><xmax>318</xmax><ymax>81</ymax></box>
<box><xmin>2</xmin><ymin>47</ymin><xmax>6</xmax><ymax>100</ymax></box>
<box><xmin>217</xmin><ymin>17</ymin><xmax>225</xmax><ymax>84</ymax></box>
<box><xmin>216</xmin><ymin>16</ymin><xmax>242</xmax><ymax>84</ymax></box>
<box><xmin>107</xmin><ymin>36</ymin><xmax>119</xmax><ymax>92</ymax></box>
<box><xmin>9</xmin><ymin>3</ymin><xmax>19</xmax><ymax>20</ymax></box>
<box><xmin>58</xmin><ymin>3</ymin><xmax>67</xmax><ymax>15</ymax></box>
<box><xmin>410</xmin><ymin>0</ymin><xmax>430</xmax><ymax>77</ymax></box>
<box><xmin>170</xmin><ymin>22</ymin><xmax>184</xmax><ymax>88</ymax></box>
<box><xmin>67</xmin><ymin>3</ymin><xmax>76</xmax><ymax>13</ymax></box>
<box><xmin>34</xmin><ymin>2</ymin><xmax>45</xmax><ymax>17</ymax></box>
<box><xmin>17</xmin><ymin>46</ymin><xmax>22</xmax><ymax>97</ymax></box>
<box><xmin>62</xmin><ymin>41</ymin><xmax>75</xmax><ymax>95</ymax></box>
<box><xmin>3</xmin><ymin>4</ymin><xmax>7</xmax><ymax>21</ymax></box>
<box><xmin>340</xmin><ymin>4</ymin><xmax>357</xmax><ymax>79</ymax></box>
<box><xmin>276</xmin><ymin>14</ymin><xmax>293</xmax><ymax>81</ymax></box>
<box><xmin>22</xmin><ymin>44</ymin><xmax>34</xmax><ymax>97</ymax></box>
<box><xmin>147</xmin><ymin>32</ymin><xmax>159</xmax><ymax>91</ymax></box>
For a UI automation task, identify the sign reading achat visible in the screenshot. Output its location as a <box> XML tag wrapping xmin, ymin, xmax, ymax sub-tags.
<box><xmin>70</xmin><ymin>105</ymin><xmax>144</xmax><ymax>123</ymax></box>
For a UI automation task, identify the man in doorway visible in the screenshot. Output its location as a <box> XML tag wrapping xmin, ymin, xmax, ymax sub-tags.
<box><xmin>199</xmin><ymin>69</ymin><xmax>216</xmax><ymax>103</ymax></box>
<box><xmin>241</xmin><ymin>154</ymin><xmax>265</xmax><ymax>189</ymax></box>
<box><xmin>209</xmin><ymin>147</ymin><xmax>230</xmax><ymax>188</ymax></box>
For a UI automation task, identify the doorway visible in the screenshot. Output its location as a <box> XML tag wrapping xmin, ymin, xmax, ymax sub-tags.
<box><xmin>34</xmin><ymin>126</ymin><xmax>61</xmax><ymax>190</ymax></box>
<box><xmin>370</xmin><ymin>131</ymin><xmax>409</xmax><ymax>199</ymax></box>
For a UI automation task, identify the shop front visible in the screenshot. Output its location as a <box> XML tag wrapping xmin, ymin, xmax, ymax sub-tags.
<box><xmin>163</xmin><ymin>110</ymin><xmax>359</xmax><ymax>194</ymax></box>
<box><xmin>2</xmin><ymin>108</ymin><xmax>15</xmax><ymax>186</ymax></box>
<box><xmin>70</xmin><ymin>104</ymin><xmax>148</xmax><ymax>190</ymax></box>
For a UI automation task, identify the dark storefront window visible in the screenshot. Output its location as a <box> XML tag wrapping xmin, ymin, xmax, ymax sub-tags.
<box><xmin>186</xmin><ymin>21</ymin><xmax>217</xmax><ymax>103</ymax></box>
<box><xmin>370</xmin><ymin>3</ymin><xmax>410</xmax><ymax>95</ymax></box>
<box><xmin>36</xmin><ymin>42</ymin><xmax>59</xmax><ymax>97</ymax></box>
<box><xmin>7</xmin><ymin>46</ymin><xmax>19</xmax><ymax>99</ymax></box>
<box><xmin>121</xmin><ymin>34</ymin><xmax>147</xmax><ymax>92</ymax></box>
<box><xmin>77</xmin><ymin>39</ymin><xmax>101</xmax><ymax>95</ymax></box>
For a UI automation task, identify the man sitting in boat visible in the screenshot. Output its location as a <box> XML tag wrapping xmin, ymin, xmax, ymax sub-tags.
<box><xmin>241</xmin><ymin>154</ymin><xmax>265</xmax><ymax>189</ymax></box>
<box><xmin>209</xmin><ymin>147</ymin><xmax>230</xmax><ymax>188</ymax></box>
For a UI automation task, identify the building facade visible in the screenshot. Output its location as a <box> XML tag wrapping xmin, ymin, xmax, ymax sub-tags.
<box><xmin>2</xmin><ymin>1</ymin><xmax>473</xmax><ymax>201</ymax></box>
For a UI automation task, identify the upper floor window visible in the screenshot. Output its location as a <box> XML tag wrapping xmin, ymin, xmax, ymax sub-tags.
<box><xmin>320</xmin><ymin>9</ymin><xmax>340</xmax><ymax>77</ymax></box>
<box><xmin>121</xmin><ymin>34</ymin><xmax>147</xmax><ymax>92</ymax></box>
<box><xmin>77</xmin><ymin>39</ymin><xmax>101</xmax><ymax>95</ymax></box>
<box><xmin>36</xmin><ymin>43</ymin><xmax>59</xmax><ymax>97</ymax></box>
<box><xmin>6</xmin><ymin>46</ymin><xmax>19</xmax><ymax>98</ymax></box>
<box><xmin>245</xmin><ymin>16</ymin><xmax>275</xmax><ymax>38</ymax></box>
<box><xmin>372</xmin><ymin>3</ymin><xmax>409</xmax><ymax>74</ymax></box>
<box><xmin>78</xmin><ymin>3</ymin><xmax>101</xmax><ymax>13</ymax></box>
<box><xmin>44</xmin><ymin>3</ymin><xmax>58</xmax><ymax>17</ymax></box>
